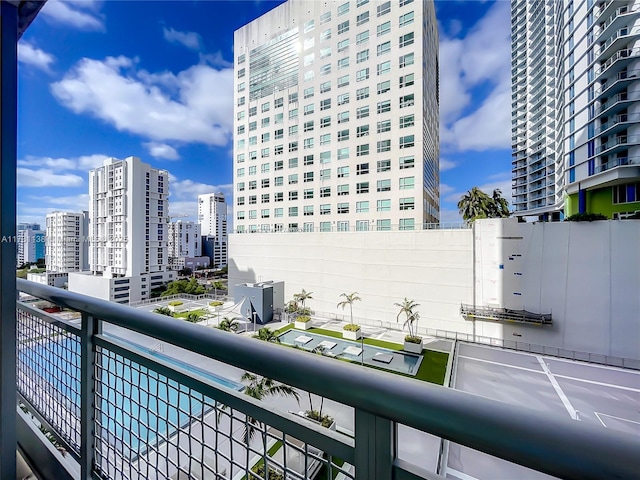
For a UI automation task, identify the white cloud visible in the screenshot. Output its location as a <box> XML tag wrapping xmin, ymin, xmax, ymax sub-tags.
<box><xmin>439</xmin><ymin>1</ymin><xmax>511</xmax><ymax>152</ymax></box>
<box><xmin>18</xmin><ymin>42</ymin><xmax>55</xmax><ymax>72</ymax></box>
<box><xmin>439</xmin><ymin>158</ymin><xmax>457</xmax><ymax>171</ymax></box>
<box><xmin>40</xmin><ymin>0</ymin><xmax>104</xmax><ymax>31</ymax></box>
<box><xmin>18</xmin><ymin>168</ymin><xmax>84</xmax><ymax>187</ymax></box>
<box><xmin>51</xmin><ymin>56</ymin><xmax>234</xmax><ymax>146</ymax></box>
<box><xmin>18</xmin><ymin>154</ymin><xmax>109</xmax><ymax>171</ymax></box>
<box><xmin>478</xmin><ymin>172</ymin><xmax>514</xmax><ymax>206</ymax></box>
<box><xmin>28</xmin><ymin>194</ymin><xmax>90</xmax><ymax>208</ymax></box>
<box><xmin>144</xmin><ymin>142</ymin><xmax>180</xmax><ymax>160</ymax></box>
<box><xmin>168</xmin><ymin>178</ymin><xmax>233</xmax><ymax>222</ymax></box>
<box><xmin>440</xmin><ymin>183</ymin><xmax>456</xmax><ymax>196</ymax></box>
<box><xmin>163</xmin><ymin>27</ymin><xmax>202</xmax><ymax>50</ymax></box>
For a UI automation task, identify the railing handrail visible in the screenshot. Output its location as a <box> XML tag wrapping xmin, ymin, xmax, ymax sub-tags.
<box><xmin>15</xmin><ymin>279</ymin><xmax>640</xmax><ymax>480</ymax></box>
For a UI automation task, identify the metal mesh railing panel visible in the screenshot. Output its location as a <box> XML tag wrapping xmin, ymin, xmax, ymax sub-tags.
<box><xmin>16</xmin><ymin>307</ymin><xmax>82</xmax><ymax>455</ymax></box>
<box><xmin>94</xmin><ymin>346</ymin><xmax>353</xmax><ymax>480</ymax></box>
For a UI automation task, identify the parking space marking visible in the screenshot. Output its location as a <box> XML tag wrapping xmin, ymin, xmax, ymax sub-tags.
<box><xmin>594</xmin><ymin>412</ymin><xmax>640</xmax><ymax>428</ymax></box>
<box><xmin>536</xmin><ymin>356</ymin><xmax>579</xmax><ymax>420</ymax></box>
<box><xmin>458</xmin><ymin>355</ymin><xmax>544</xmax><ymax>375</ymax></box>
<box><xmin>553</xmin><ymin>374</ymin><xmax>640</xmax><ymax>393</ymax></box>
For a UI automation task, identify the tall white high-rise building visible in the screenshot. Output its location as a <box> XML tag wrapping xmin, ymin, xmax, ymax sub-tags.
<box><xmin>233</xmin><ymin>0</ymin><xmax>439</xmax><ymax>233</ymax></box>
<box><xmin>512</xmin><ymin>0</ymin><xmax>640</xmax><ymax>220</ymax></box>
<box><xmin>68</xmin><ymin>156</ymin><xmax>175</xmax><ymax>303</ymax></box>
<box><xmin>198</xmin><ymin>193</ymin><xmax>228</xmax><ymax>268</ymax></box>
<box><xmin>45</xmin><ymin>211</ymin><xmax>89</xmax><ymax>272</ymax></box>
<box><xmin>168</xmin><ymin>220</ymin><xmax>209</xmax><ymax>270</ymax></box>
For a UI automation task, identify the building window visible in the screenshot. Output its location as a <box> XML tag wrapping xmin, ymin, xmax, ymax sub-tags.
<box><xmin>356</xmin><ymin>68</ymin><xmax>370</xmax><ymax>81</ymax></box>
<box><xmin>399</xmin><ymin>11</ymin><xmax>414</xmax><ymax>26</ymax></box>
<box><xmin>356</xmin><ymin>87</ymin><xmax>369</xmax><ymax>100</ymax></box>
<box><xmin>377</xmin><ymin>100</ymin><xmax>391</xmax><ymax>113</ymax></box>
<box><xmin>275</xmin><ymin>177</ymin><xmax>283</xmax><ymax>187</ymax></box>
<box><xmin>377</xmin><ymin>80</ymin><xmax>391</xmax><ymax>94</ymax></box>
<box><xmin>261</xmin><ymin>193</ymin><xmax>270</xmax><ymax>203</ymax></box>
<box><xmin>320</xmin><ymin>64</ymin><xmax>331</xmax><ymax>76</ymax></box>
<box><xmin>377</xmin><ymin>41</ymin><xmax>391</xmax><ymax>56</ymax></box>
<box><xmin>400</xmin><ymin>94</ymin><xmax>414</xmax><ymax>108</ymax></box>
<box><xmin>338</xmin><ymin>93</ymin><xmax>350</xmax><ymax>105</ymax></box>
<box><xmin>320</xmin><ymin>187</ymin><xmax>331</xmax><ymax>197</ymax></box>
<box><xmin>289</xmin><ymin>174</ymin><xmax>299</xmax><ymax>185</ymax></box>
<box><xmin>275</xmin><ymin>193</ymin><xmax>283</xmax><ymax>202</ymax></box>
<box><xmin>338</xmin><ymin>57</ymin><xmax>350</xmax><ymax>70</ymax></box>
<box><xmin>356</xmin><ymin>31</ymin><xmax>369</xmax><ymax>45</ymax></box>
<box><xmin>356</xmin><ymin>49</ymin><xmax>369</xmax><ymax>63</ymax></box>
<box><xmin>338</xmin><ymin>166</ymin><xmax>350</xmax><ymax>178</ymax></box>
<box><xmin>321</xmin><ymin>116</ymin><xmax>331</xmax><ymax>128</ymax></box>
<box><xmin>377</xmin><ymin>199</ymin><xmax>391</xmax><ymax>211</ymax></box>
<box><xmin>338</xmin><ymin>39</ymin><xmax>349</xmax><ymax>52</ymax></box>
<box><xmin>338</xmin><ymin>1</ymin><xmax>350</xmax><ymax>15</ymax></box>
<box><xmin>320</xmin><ymin>222</ymin><xmax>331</xmax><ymax>232</ymax></box>
<box><xmin>399</xmin><ymin>135</ymin><xmax>414</xmax><ymax>149</ymax></box>
<box><xmin>304</xmin><ymin>104</ymin><xmax>315</xmax><ymax>116</ymax></box>
<box><xmin>377</xmin><ymin>1</ymin><xmax>391</xmax><ymax>16</ymax></box>
<box><xmin>320</xmin><ymin>169</ymin><xmax>331</xmax><ymax>180</ymax></box>
<box><xmin>320</xmin><ymin>99</ymin><xmax>332</xmax><ymax>111</ymax></box>
<box><xmin>321</xmin><ymin>81</ymin><xmax>331</xmax><ymax>93</ymax></box>
<box><xmin>400</xmin><ymin>73</ymin><xmax>414</xmax><ymax>88</ymax></box>
<box><xmin>377</xmin><ymin>21</ymin><xmax>391</xmax><ymax>37</ymax></box>
<box><xmin>377</xmin><ymin>61</ymin><xmax>391</xmax><ymax>75</ymax></box>
<box><xmin>356</xmin><ymin>106</ymin><xmax>369</xmax><ymax>119</ymax></box>
<box><xmin>377</xmin><ymin>139</ymin><xmax>391</xmax><ymax>153</ymax></box>
<box><xmin>400</xmin><ymin>197</ymin><xmax>415</xmax><ymax>210</ymax></box>
<box><xmin>320</xmin><ymin>134</ymin><xmax>331</xmax><ymax>145</ymax></box>
<box><xmin>304</xmin><ymin>188</ymin><xmax>314</xmax><ymax>199</ymax></box>
<box><xmin>338</xmin><ymin>20</ymin><xmax>350</xmax><ymax>34</ymax></box>
<box><xmin>289</xmin><ymin>142</ymin><xmax>298</xmax><ymax>152</ymax></box>
<box><xmin>249</xmin><ymin>196</ymin><xmax>257</xmax><ymax>205</ymax></box>
<box><xmin>399</xmin><ymin>32</ymin><xmax>414</xmax><ymax>48</ymax></box>
<box><xmin>274</xmin><ymin>97</ymin><xmax>284</xmax><ymax>108</ymax></box>
<box><xmin>338</xmin><ymin>75</ymin><xmax>350</xmax><ymax>88</ymax></box>
<box><xmin>320</xmin><ymin>204</ymin><xmax>331</xmax><ymax>215</ymax></box>
<box><xmin>399</xmin><ymin>218</ymin><xmax>415</xmax><ymax>230</ymax></box>
<box><xmin>304</xmin><ymin>154</ymin><xmax>314</xmax><ymax>165</ymax></box>
<box><xmin>357</xmin><ymin>163</ymin><xmax>369</xmax><ymax>175</ymax></box>
<box><xmin>304</xmin><ymin>138</ymin><xmax>314</xmax><ymax>149</ymax></box>
<box><xmin>320</xmin><ymin>152</ymin><xmax>331</xmax><ymax>164</ymax></box>
<box><xmin>337</xmin><ymin>148</ymin><xmax>349</xmax><ymax>160</ymax></box>
<box><xmin>304</xmin><ymin>205</ymin><xmax>314</xmax><ymax>216</ymax></box>
<box><xmin>337</xmin><ymin>203</ymin><xmax>349</xmax><ymax>214</ymax></box>
<box><xmin>399</xmin><ymin>176</ymin><xmax>414</xmax><ymax>189</ymax></box>
<box><xmin>338</xmin><ymin>185</ymin><xmax>350</xmax><ymax>197</ymax></box>
<box><xmin>304</xmin><ymin>86</ymin><xmax>314</xmax><ymax>98</ymax></box>
<box><xmin>261</xmin><ymin>209</ymin><xmax>270</xmax><ymax>219</ymax></box>
<box><xmin>399</xmin><ymin>155</ymin><xmax>414</xmax><ymax>169</ymax></box>
<box><xmin>304</xmin><ymin>19</ymin><xmax>315</xmax><ymax>33</ymax></box>
<box><xmin>338</xmin><ymin>129</ymin><xmax>350</xmax><ymax>141</ymax></box>
<box><xmin>357</xmin><ymin>144</ymin><xmax>369</xmax><ymax>156</ymax></box>
<box><xmin>399</xmin><ymin>114</ymin><xmax>414</xmax><ymax>128</ymax></box>
<box><xmin>356</xmin><ymin>11</ymin><xmax>369</xmax><ymax>25</ymax></box>
<box><xmin>274</xmin><ymin>160</ymin><xmax>283</xmax><ymax>171</ymax></box>
<box><xmin>320</xmin><ymin>11</ymin><xmax>331</xmax><ymax>24</ymax></box>
<box><xmin>377</xmin><ymin>180</ymin><xmax>391</xmax><ymax>192</ymax></box>
<box><xmin>289</xmin><ymin>157</ymin><xmax>299</xmax><ymax>168</ymax></box>
<box><xmin>289</xmin><ymin>93</ymin><xmax>298</xmax><ymax>103</ymax></box>
<box><xmin>338</xmin><ymin>111</ymin><xmax>350</xmax><ymax>124</ymax></box>
<box><xmin>377</xmin><ymin>219</ymin><xmax>391</xmax><ymax>231</ymax></box>
<box><xmin>289</xmin><ymin>191</ymin><xmax>298</xmax><ymax>201</ymax></box>
<box><xmin>357</xmin><ymin>125</ymin><xmax>369</xmax><ymax>137</ymax></box>
<box><xmin>356</xmin><ymin>201</ymin><xmax>369</xmax><ymax>213</ymax></box>
<box><xmin>377</xmin><ymin>159</ymin><xmax>391</xmax><ymax>172</ymax></box>
<box><xmin>399</xmin><ymin>52</ymin><xmax>414</xmax><ymax>68</ymax></box>
<box><xmin>612</xmin><ymin>182</ymin><xmax>639</xmax><ymax>204</ymax></box>
<box><xmin>357</xmin><ymin>182</ymin><xmax>369</xmax><ymax>194</ymax></box>
<box><xmin>304</xmin><ymin>121</ymin><xmax>314</xmax><ymax>132</ymax></box>
<box><xmin>237</xmin><ymin>182</ymin><xmax>245</xmax><ymax>192</ymax></box>
<box><xmin>289</xmin><ymin>207</ymin><xmax>298</xmax><ymax>217</ymax></box>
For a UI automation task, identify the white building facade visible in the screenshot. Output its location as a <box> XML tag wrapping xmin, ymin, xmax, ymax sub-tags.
<box><xmin>45</xmin><ymin>211</ymin><xmax>89</xmax><ymax>272</ymax></box>
<box><xmin>512</xmin><ymin>0</ymin><xmax>640</xmax><ymax>219</ymax></box>
<box><xmin>168</xmin><ymin>220</ymin><xmax>210</xmax><ymax>270</ymax></box>
<box><xmin>69</xmin><ymin>156</ymin><xmax>175</xmax><ymax>303</ymax></box>
<box><xmin>198</xmin><ymin>192</ymin><xmax>228</xmax><ymax>268</ymax></box>
<box><xmin>233</xmin><ymin>0</ymin><xmax>439</xmax><ymax>233</ymax></box>
<box><xmin>16</xmin><ymin>223</ymin><xmax>45</xmax><ymax>267</ymax></box>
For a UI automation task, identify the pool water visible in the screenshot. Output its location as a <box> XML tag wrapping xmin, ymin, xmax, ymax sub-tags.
<box><xmin>19</xmin><ymin>336</ymin><xmax>243</xmax><ymax>455</ymax></box>
<box><xmin>278</xmin><ymin>329</ymin><xmax>423</xmax><ymax>375</ymax></box>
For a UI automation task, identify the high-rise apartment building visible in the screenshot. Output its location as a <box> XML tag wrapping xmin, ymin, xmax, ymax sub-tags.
<box><xmin>168</xmin><ymin>220</ymin><xmax>210</xmax><ymax>270</ymax></box>
<box><xmin>45</xmin><ymin>211</ymin><xmax>89</xmax><ymax>272</ymax></box>
<box><xmin>233</xmin><ymin>0</ymin><xmax>439</xmax><ymax>233</ymax></box>
<box><xmin>198</xmin><ymin>192</ymin><xmax>228</xmax><ymax>268</ymax></box>
<box><xmin>512</xmin><ymin>0</ymin><xmax>640</xmax><ymax>220</ymax></box>
<box><xmin>68</xmin><ymin>156</ymin><xmax>175</xmax><ymax>303</ymax></box>
<box><xmin>16</xmin><ymin>223</ymin><xmax>45</xmax><ymax>267</ymax></box>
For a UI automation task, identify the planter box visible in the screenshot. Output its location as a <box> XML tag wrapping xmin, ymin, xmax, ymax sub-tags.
<box><xmin>403</xmin><ymin>339</ymin><xmax>424</xmax><ymax>354</ymax></box>
<box><xmin>168</xmin><ymin>304</ymin><xmax>184</xmax><ymax>313</ymax></box>
<box><xmin>295</xmin><ymin>320</ymin><xmax>311</xmax><ymax>330</ymax></box>
<box><xmin>295</xmin><ymin>411</ymin><xmax>336</xmax><ymax>431</ymax></box>
<box><xmin>343</xmin><ymin>328</ymin><xmax>362</xmax><ymax>340</ymax></box>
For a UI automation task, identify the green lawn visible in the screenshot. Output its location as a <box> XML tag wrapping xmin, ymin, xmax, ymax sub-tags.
<box><xmin>275</xmin><ymin>325</ymin><xmax>448</xmax><ymax>385</ymax></box>
<box><xmin>173</xmin><ymin>308</ymin><xmax>208</xmax><ymax>318</ymax></box>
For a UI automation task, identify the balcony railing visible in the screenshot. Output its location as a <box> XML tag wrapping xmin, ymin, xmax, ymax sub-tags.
<box><xmin>12</xmin><ymin>280</ymin><xmax>640</xmax><ymax>480</ymax></box>
<box><xmin>592</xmin><ymin>155</ymin><xmax>640</xmax><ymax>174</ymax></box>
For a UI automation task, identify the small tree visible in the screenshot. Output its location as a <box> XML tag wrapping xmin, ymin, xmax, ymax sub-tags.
<box><xmin>293</xmin><ymin>289</ymin><xmax>313</xmax><ymax>310</ymax></box>
<box><xmin>153</xmin><ymin>307</ymin><xmax>174</xmax><ymax>317</ymax></box>
<box><xmin>212</xmin><ymin>280</ymin><xmax>226</xmax><ymax>298</ymax></box>
<box><xmin>337</xmin><ymin>292</ymin><xmax>361</xmax><ymax>325</ymax></box>
<box><xmin>185</xmin><ymin>312</ymin><xmax>202</xmax><ymax>323</ymax></box>
<box><xmin>395</xmin><ymin>298</ymin><xmax>420</xmax><ymax>339</ymax></box>
<box><xmin>253</xmin><ymin>327</ymin><xmax>281</xmax><ymax>343</ymax></box>
<box><xmin>217</xmin><ymin>317</ymin><xmax>239</xmax><ymax>332</ymax></box>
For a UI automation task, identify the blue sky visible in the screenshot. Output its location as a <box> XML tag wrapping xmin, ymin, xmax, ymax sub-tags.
<box><xmin>17</xmin><ymin>0</ymin><xmax>512</xmax><ymax>228</ymax></box>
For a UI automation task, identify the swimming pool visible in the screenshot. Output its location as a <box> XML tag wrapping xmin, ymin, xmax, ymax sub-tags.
<box><xmin>278</xmin><ymin>329</ymin><xmax>423</xmax><ymax>375</ymax></box>
<box><xmin>19</xmin><ymin>336</ymin><xmax>243</xmax><ymax>455</ymax></box>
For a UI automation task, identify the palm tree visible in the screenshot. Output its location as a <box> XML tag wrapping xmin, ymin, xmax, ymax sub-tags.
<box><xmin>217</xmin><ymin>317</ymin><xmax>239</xmax><ymax>332</ymax></box>
<box><xmin>211</xmin><ymin>280</ymin><xmax>226</xmax><ymax>299</ymax></box>
<box><xmin>253</xmin><ymin>327</ymin><xmax>281</xmax><ymax>343</ymax></box>
<box><xmin>237</xmin><ymin>372</ymin><xmax>300</xmax><ymax>443</ymax></box>
<box><xmin>395</xmin><ymin>298</ymin><xmax>420</xmax><ymax>338</ymax></box>
<box><xmin>293</xmin><ymin>289</ymin><xmax>313</xmax><ymax>310</ymax></box>
<box><xmin>337</xmin><ymin>292</ymin><xmax>362</xmax><ymax>325</ymax></box>
<box><xmin>457</xmin><ymin>187</ymin><xmax>492</xmax><ymax>223</ymax></box>
<box><xmin>185</xmin><ymin>312</ymin><xmax>202</xmax><ymax>323</ymax></box>
<box><xmin>153</xmin><ymin>306</ymin><xmax>173</xmax><ymax>317</ymax></box>
<box><xmin>490</xmin><ymin>188</ymin><xmax>510</xmax><ymax>218</ymax></box>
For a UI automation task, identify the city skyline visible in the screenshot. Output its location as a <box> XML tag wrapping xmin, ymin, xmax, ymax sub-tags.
<box><xmin>17</xmin><ymin>0</ymin><xmax>512</xmax><ymax>228</ymax></box>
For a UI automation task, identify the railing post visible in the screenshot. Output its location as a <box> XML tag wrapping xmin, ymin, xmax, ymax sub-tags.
<box><xmin>353</xmin><ymin>409</ymin><xmax>394</xmax><ymax>480</ymax></box>
<box><xmin>80</xmin><ymin>313</ymin><xmax>101</xmax><ymax>479</ymax></box>
<box><xmin>0</xmin><ymin>2</ymin><xmax>18</xmax><ymax>478</ymax></box>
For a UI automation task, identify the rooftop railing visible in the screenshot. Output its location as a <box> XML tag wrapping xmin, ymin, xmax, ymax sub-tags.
<box><xmin>12</xmin><ymin>279</ymin><xmax>640</xmax><ymax>480</ymax></box>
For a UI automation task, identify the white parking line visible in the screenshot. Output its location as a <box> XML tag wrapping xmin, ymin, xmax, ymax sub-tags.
<box><xmin>594</xmin><ymin>411</ymin><xmax>640</xmax><ymax>428</ymax></box>
<box><xmin>553</xmin><ymin>374</ymin><xmax>640</xmax><ymax>393</ymax></box>
<box><xmin>536</xmin><ymin>356</ymin><xmax>579</xmax><ymax>420</ymax></box>
<box><xmin>458</xmin><ymin>355</ymin><xmax>544</xmax><ymax>375</ymax></box>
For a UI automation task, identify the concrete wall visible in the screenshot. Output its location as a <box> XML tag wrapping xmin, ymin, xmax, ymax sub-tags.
<box><xmin>229</xmin><ymin>219</ymin><xmax>640</xmax><ymax>360</ymax></box>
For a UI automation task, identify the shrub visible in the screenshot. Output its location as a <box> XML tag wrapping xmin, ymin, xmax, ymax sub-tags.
<box><xmin>251</xmin><ymin>463</ymin><xmax>283</xmax><ymax>480</ymax></box>
<box><xmin>343</xmin><ymin>324</ymin><xmax>360</xmax><ymax>332</ymax></box>
<box><xmin>296</xmin><ymin>315</ymin><xmax>311</xmax><ymax>323</ymax></box>
<box><xmin>168</xmin><ymin>301</ymin><xmax>183</xmax><ymax>306</ymax></box>
<box><xmin>209</xmin><ymin>301</ymin><xmax>223</xmax><ymax>307</ymax></box>
<box><xmin>564</xmin><ymin>212</ymin><xmax>608</xmax><ymax>222</ymax></box>
<box><xmin>305</xmin><ymin>410</ymin><xmax>334</xmax><ymax>428</ymax></box>
<box><xmin>405</xmin><ymin>335</ymin><xmax>422</xmax><ymax>344</ymax></box>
